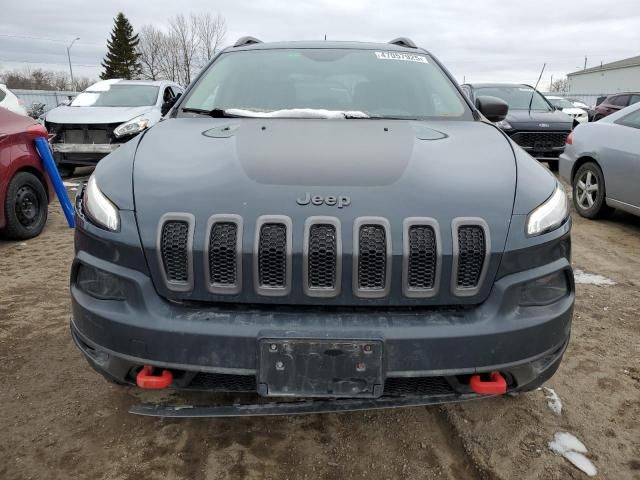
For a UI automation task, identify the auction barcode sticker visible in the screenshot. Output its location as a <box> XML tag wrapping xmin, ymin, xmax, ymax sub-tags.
<box><xmin>375</xmin><ymin>51</ymin><xmax>428</xmax><ymax>63</ymax></box>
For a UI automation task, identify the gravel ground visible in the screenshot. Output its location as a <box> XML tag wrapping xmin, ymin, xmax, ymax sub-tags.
<box><xmin>0</xmin><ymin>175</ymin><xmax>638</xmax><ymax>480</ymax></box>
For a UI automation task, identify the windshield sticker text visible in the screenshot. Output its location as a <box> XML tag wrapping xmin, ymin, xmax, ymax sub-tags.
<box><xmin>375</xmin><ymin>51</ymin><xmax>428</xmax><ymax>63</ymax></box>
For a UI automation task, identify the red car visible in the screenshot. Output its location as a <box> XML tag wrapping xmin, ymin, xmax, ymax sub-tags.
<box><xmin>0</xmin><ymin>107</ymin><xmax>53</xmax><ymax>239</ymax></box>
<box><xmin>593</xmin><ymin>92</ymin><xmax>640</xmax><ymax>121</ymax></box>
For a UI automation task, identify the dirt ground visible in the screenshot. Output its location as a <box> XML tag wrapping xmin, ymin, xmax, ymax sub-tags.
<box><xmin>1</xmin><ymin>175</ymin><xmax>638</xmax><ymax>480</ymax></box>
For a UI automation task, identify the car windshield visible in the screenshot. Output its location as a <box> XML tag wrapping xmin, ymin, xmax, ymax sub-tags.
<box><xmin>71</xmin><ymin>84</ymin><xmax>159</xmax><ymax>107</ymax></box>
<box><xmin>548</xmin><ymin>98</ymin><xmax>575</xmax><ymax>109</ymax></box>
<box><xmin>181</xmin><ymin>48</ymin><xmax>470</xmax><ymax>119</ymax></box>
<box><xmin>476</xmin><ymin>86</ymin><xmax>552</xmax><ymax>111</ymax></box>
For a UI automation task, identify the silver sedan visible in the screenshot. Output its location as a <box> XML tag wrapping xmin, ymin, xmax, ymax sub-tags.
<box><xmin>559</xmin><ymin>102</ymin><xmax>640</xmax><ymax>219</ymax></box>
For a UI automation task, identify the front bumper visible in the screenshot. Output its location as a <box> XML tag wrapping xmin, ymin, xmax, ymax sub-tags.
<box><xmin>70</xmin><ymin>244</ymin><xmax>574</xmax><ymax>400</ymax></box>
<box><xmin>51</xmin><ymin>143</ymin><xmax>120</xmax><ymax>165</ymax></box>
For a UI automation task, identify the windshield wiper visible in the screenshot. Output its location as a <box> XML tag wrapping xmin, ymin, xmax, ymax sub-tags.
<box><xmin>181</xmin><ymin>107</ymin><xmax>245</xmax><ymax>118</ymax></box>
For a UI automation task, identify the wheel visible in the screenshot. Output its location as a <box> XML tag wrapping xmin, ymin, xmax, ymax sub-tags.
<box><xmin>56</xmin><ymin>164</ymin><xmax>75</xmax><ymax>177</ymax></box>
<box><xmin>1</xmin><ymin>172</ymin><xmax>48</xmax><ymax>239</ymax></box>
<box><xmin>572</xmin><ymin>162</ymin><xmax>611</xmax><ymax>219</ymax></box>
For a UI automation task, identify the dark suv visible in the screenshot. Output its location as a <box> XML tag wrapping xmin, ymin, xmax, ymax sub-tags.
<box><xmin>462</xmin><ymin>83</ymin><xmax>574</xmax><ymax>170</ymax></box>
<box><xmin>593</xmin><ymin>92</ymin><xmax>640</xmax><ymax>121</ymax></box>
<box><xmin>71</xmin><ymin>38</ymin><xmax>573</xmax><ymax>416</ymax></box>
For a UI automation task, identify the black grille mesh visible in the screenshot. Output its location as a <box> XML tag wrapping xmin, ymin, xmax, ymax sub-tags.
<box><xmin>510</xmin><ymin>131</ymin><xmax>568</xmax><ymax>149</ymax></box>
<box><xmin>160</xmin><ymin>221</ymin><xmax>189</xmax><ymax>283</ymax></box>
<box><xmin>208</xmin><ymin>222</ymin><xmax>238</xmax><ymax>286</ymax></box>
<box><xmin>258</xmin><ymin>223</ymin><xmax>287</xmax><ymax>287</ymax></box>
<box><xmin>308</xmin><ymin>224</ymin><xmax>337</xmax><ymax>289</ymax></box>
<box><xmin>457</xmin><ymin>226</ymin><xmax>486</xmax><ymax>288</ymax></box>
<box><xmin>384</xmin><ymin>376</ymin><xmax>455</xmax><ymax>396</ymax></box>
<box><xmin>358</xmin><ymin>225</ymin><xmax>387</xmax><ymax>290</ymax></box>
<box><xmin>407</xmin><ymin>225</ymin><xmax>437</xmax><ymax>289</ymax></box>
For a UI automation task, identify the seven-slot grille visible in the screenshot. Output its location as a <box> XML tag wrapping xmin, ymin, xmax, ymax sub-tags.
<box><xmin>456</xmin><ymin>225</ymin><xmax>486</xmax><ymax>289</ymax></box>
<box><xmin>208</xmin><ymin>222</ymin><xmax>238</xmax><ymax>286</ymax></box>
<box><xmin>407</xmin><ymin>225</ymin><xmax>437</xmax><ymax>289</ymax></box>
<box><xmin>308</xmin><ymin>224</ymin><xmax>337</xmax><ymax>289</ymax></box>
<box><xmin>158</xmin><ymin>216</ymin><xmax>490</xmax><ymax>297</ymax></box>
<box><xmin>258</xmin><ymin>223</ymin><xmax>288</xmax><ymax>288</ymax></box>
<box><xmin>160</xmin><ymin>221</ymin><xmax>190</xmax><ymax>283</ymax></box>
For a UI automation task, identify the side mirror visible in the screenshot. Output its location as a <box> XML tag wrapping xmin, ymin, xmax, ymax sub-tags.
<box><xmin>475</xmin><ymin>95</ymin><xmax>509</xmax><ymax>122</ymax></box>
<box><xmin>161</xmin><ymin>93</ymin><xmax>182</xmax><ymax>116</ymax></box>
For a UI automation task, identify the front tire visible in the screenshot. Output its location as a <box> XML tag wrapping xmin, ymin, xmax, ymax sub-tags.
<box><xmin>572</xmin><ymin>162</ymin><xmax>611</xmax><ymax>219</ymax></box>
<box><xmin>1</xmin><ymin>172</ymin><xmax>48</xmax><ymax>240</ymax></box>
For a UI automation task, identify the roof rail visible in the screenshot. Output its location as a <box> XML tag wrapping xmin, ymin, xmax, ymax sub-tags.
<box><xmin>233</xmin><ymin>36</ymin><xmax>263</xmax><ymax>47</ymax></box>
<box><xmin>388</xmin><ymin>37</ymin><xmax>417</xmax><ymax>49</ymax></box>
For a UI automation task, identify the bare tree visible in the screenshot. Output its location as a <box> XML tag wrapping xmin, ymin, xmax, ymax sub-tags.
<box><xmin>550</xmin><ymin>78</ymin><xmax>569</xmax><ymax>94</ymax></box>
<box><xmin>194</xmin><ymin>12</ymin><xmax>226</xmax><ymax>68</ymax></box>
<box><xmin>0</xmin><ymin>67</ymin><xmax>95</xmax><ymax>91</ymax></box>
<box><xmin>137</xmin><ymin>12</ymin><xmax>226</xmax><ymax>85</ymax></box>
<box><xmin>138</xmin><ymin>25</ymin><xmax>165</xmax><ymax>80</ymax></box>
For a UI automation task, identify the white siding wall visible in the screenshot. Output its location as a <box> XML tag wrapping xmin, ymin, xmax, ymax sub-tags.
<box><xmin>567</xmin><ymin>65</ymin><xmax>640</xmax><ymax>95</ymax></box>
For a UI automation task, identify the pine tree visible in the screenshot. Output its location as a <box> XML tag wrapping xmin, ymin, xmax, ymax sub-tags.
<box><xmin>100</xmin><ymin>13</ymin><xmax>141</xmax><ymax>80</ymax></box>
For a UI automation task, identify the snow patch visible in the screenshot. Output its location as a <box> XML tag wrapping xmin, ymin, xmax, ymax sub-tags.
<box><xmin>543</xmin><ymin>387</ymin><xmax>562</xmax><ymax>415</ymax></box>
<box><xmin>574</xmin><ymin>269</ymin><xmax>615</xmax><ymax>286</ymax></box>
<box><xmin>225</xmin><ymin>108</ymin><xmax>370</xmax><ymax>119</ymax></box>
<box><xmin>549</xmin><ymin>432</ymin><xmax>597</xmax><ymax>477</ymax></box>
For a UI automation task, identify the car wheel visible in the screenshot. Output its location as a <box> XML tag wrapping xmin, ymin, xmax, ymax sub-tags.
<box><xmin>56</xmin><ymin>164</ymin><xmax>75</xmax><ymax>177</ymax></box>
<box><xmin>572</xmin><ymin>162</ymin><xmax>611</xmax><ymax>219</ymax></box>
<box><xmin>1</xmin><ymin>172</ymin><xmax>48</xmax><ymax>240</ymax></box>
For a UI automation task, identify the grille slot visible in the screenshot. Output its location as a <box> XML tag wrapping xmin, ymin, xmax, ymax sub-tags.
<box><xmin>453</xmin><ymin>220</ymin><xmax>489</xmax><ymax>295</ymax></box>
<box><xmin>206</xmin><ymin>215</ymin><xmax>242</xmax><ymax>294</ymax></box>
<box><xmin>401</xmin><ymin>218</ymin><xmax>440</xmax><ymax>298</ymax></box>
<box><xmin>254</xmin><ymin>216</ymin><xmax>292</xmax><ymax>296</ymax></box>
<box><xmin>304</xmin><ymin>218</ymin><xmax>341</xmax><ymax>297</ymax></box>
<box><xmin>384</xmin><ymin>376</ymin><xmax>455</xmax><ymax>396</ymax></box>
<box><xmin>159</xmin><ymin>214</ymin><xmax>193</xmax><ymax>290</ymax></box>
<box><xmin>509</xmin><ymin>131</ymin><xmax>568</xmax><ymax>149</ymax></box>
<box><xmin>354</xmin><ymin>218</ymin><xmax>391</xmax><ymax>298</ymax></box>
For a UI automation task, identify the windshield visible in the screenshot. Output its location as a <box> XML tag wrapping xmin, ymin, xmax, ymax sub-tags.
<box><xmin>181</xmin><ymin>48</ymin><xmax>470</xmax><ymax>119</ymax></box>
<box><xmin>548</xmin><ymin>98</ymin><xmax>575</xmax><ymax>109</ymax></box>
<box><xmin>476</xmin><ymin>86</ymin><xmax>551</xmax><ymax>111</ymax></box>
<box><xmin>71</xmin><ymin>84</ymin><xmax>159</xmax><ymax>107</ymax></box>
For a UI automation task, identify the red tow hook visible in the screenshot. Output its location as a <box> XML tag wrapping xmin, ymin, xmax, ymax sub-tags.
<box><xmin>136</xmin><ymin>365</ymin><xmax>173</xmax><ymax>389</ymax></box>
<box><xmin>469</xmin><ymin>371</ymin><xmax>507</xmax><ymax>395</ymax></box>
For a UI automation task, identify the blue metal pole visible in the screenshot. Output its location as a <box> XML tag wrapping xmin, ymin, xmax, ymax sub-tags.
<box><xmin>34</xmin><ymin>136</ymin><xmax>75</xmax><ymax>228</ymax></box>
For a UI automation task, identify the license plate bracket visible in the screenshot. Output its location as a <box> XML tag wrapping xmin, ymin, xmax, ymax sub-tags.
<box><xmin>258</xmin><ymin>338</ymin><xmax>384</xmax><ymax>398</ymax></box>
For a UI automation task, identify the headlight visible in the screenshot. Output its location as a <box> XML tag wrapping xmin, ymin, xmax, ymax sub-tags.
<box><xmin>83</xmin><ymin>174</ymin><xmax>120</xmax><ymax>231</ymax></box>
<box><xmin>526</xmin><ymin>183</ymin><xmax>569</xmax><ymax>236</ymax></box>
<box><xmin>113</xmin><ymin>115</ymin><xmax>149</xmax><ymax>138</ymax></box>
<box><xmin>494</xmin><ymin>119</ymin><xmax>512</xmax><ymax>130</ymax></box>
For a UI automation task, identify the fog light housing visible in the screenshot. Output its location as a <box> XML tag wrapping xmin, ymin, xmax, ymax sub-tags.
<box><xmin>520</xmin><ymin>271</ymin><xmax>568</xmax><ymax>306</ymax></box>
<box><xmin>77</xmin><ymin>264</ymin><xmax>125</xmax><ymax>300</ymax></box>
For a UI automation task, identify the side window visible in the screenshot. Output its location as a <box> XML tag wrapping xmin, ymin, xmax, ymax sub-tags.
<box><xmin>610</xmin><ymin>95</ymin><xmax>629</xmax><ymax>107</ymax></box>
<box><xmin>616</xmin><ymin>109</ymin><xmax>640</xmax><ymax>129</ymax></box>
<box><xmin>629</xmin><ymin>94</ymin><xmax>640</xmax><ymax>106</ymax></box>
<box><xmin>0</xmin><ymin>88</ymin><xmax>6</xmax><ymax>102</ymax></box>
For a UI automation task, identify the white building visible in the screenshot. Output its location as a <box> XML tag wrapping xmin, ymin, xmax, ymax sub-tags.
<box><xmin>567</xmin><ymin>55</ymin><xmax>640</xmax><ymax>95</ymax></box>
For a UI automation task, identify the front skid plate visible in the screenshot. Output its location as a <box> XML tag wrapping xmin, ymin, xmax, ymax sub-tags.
<box><xmin>128</xmin><ymin>393</ymin><xmax>484</xmax><ymax>418</ymax></box>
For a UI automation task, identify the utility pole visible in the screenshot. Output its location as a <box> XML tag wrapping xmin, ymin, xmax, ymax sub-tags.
<box><xmin>67</xmin><ymin>37</ymin><xmax>80</xmax><ymax>91</ymax></box>
<box><xmin>584</xmin><ymin>56</ymin><xmax>587</xmax><ymax>71</ymax></box>
<box><xmin>550</xmin><ymin>74</ymin><xmax>553</xmax><ymax>91</ymax></box>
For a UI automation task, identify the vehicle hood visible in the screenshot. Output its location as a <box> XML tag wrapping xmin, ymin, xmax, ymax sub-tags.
<box><xmin>131</xmin><ymin>118</ymin><xmax>517</xmax><ymax>305</ymax></box>
<box><xmin>45</xmin><ymin>105</ymin><xmax>153</xmax><ymax>124</ymax></box>
<box><xmin>561</xmin><ymin>107</ymin><xmax>587</xmax><ymax>116</ymax></box>
<box><xmin>506</xmin><ymin>109</ymin><xmax>573</xmax><ymax>130</ymax></box>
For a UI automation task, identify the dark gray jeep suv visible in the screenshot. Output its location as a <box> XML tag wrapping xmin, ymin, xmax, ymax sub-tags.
<box><xmin>71</xmin><ymin>38</ymin><xmax>573</xmax><ymax>416</ymax></box>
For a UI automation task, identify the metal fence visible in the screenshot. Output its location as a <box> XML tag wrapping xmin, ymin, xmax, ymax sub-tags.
<box><xmin>13</xmin><ymin>89</ymin><xmax>78</xmax><ymax>113</ymax></box>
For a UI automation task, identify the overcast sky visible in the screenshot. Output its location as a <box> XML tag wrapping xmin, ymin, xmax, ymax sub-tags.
<box><xmin>1</xmin><ymin>0</ymin><xmax>639</xmax><ymax>88</ymax></box>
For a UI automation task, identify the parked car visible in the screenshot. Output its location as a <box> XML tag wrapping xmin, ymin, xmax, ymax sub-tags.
<box><xmin>0</xmin><ymin>107</ymin><xmax>53</xmax><ymax>239</ymax></box>
<box><xmin>545</xmin><ymin>96</ymin><xmax>588</xmax><ymax>123</ymax></box>
<box><xmin>70</xmin><ymin>38</ymin><xmax>574</xmax><ymax>416</ymax></box>
<box><xmin>592</xmin><ymin>92</ymin><xmax>640</xmax><ymax>121</ymax></box>
<box><xmin>566</xmin><ymin>98</ymin><xmax>596</xmax><ymax>122</ymax></box>
<box><xmin>0</xmin><ymin>84</ymin><xmax>28</xmax><ymax>116</ymax></box>
<box><xmin>45</xmin><ymin>79</ymin><xmax>183</xmax><ymax>177</ymax></box>
<box><xmin>560</xmin><ymin>101</ymin><xmax>640</xmax><ymax>219</ymax></box>
<box><xmin>461</xmin><ymin>83</ymin><xmax>574</xmax><ymax>170</ymax></box>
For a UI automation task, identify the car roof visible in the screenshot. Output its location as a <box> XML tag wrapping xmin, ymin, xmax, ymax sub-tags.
<box><xmin>228</xmin><ymin>40</ymin><xmax>431</xmax><ymax>55</ymax></box>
